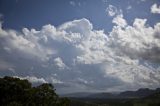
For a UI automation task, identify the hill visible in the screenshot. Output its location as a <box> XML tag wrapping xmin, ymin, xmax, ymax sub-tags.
<box><xmin>63</xmin><ymin>88</ymin><xmax>160</xmax><ymax>99</ymax></box>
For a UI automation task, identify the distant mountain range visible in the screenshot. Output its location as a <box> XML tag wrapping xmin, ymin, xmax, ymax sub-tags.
<box><xmin>62</xmin><ymin>88</ymin><xmax>160</xmax><ymax>99</ymax></box>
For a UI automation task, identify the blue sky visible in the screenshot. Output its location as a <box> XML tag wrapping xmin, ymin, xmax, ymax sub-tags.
<box><xmin>0</xmin><ymin>0</ymin><xmax>160</xmax><ymax>94</ymax></box>
<box><xmin>0</xmin><ymin>0</ymin><xmax>159</xmax><ymax>31</ymax></box>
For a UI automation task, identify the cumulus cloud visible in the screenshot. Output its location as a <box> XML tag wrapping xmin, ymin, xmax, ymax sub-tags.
<box><xmin>151</xmin><ymin>3</ymin><xmax>160</xmax><ymax>14</ymax></box>
<box><xmin>0</xmin><ymin>15</ymin><xmax>160</xmax><ymax>93</ymax></box>
<box><xmin>106</xmin><ymin>5</ymin><xmax>119</xmax><ymax>16</ymax></box>
<box><xmin>14</xmin><ymin>76</ymin><xmax>47</xmax><ymax>84</ymax></box>
<box><xmin>0</xmin><ymin>25</ymin><xmax>54</xmax><ymax>61</ymax></box>
<box><xmin>109</xmin><ymin>18</ymin><xmax>160</xmax><ymax>62</ymax></box>
<box><xmin>112</xmin><ymin>14</ymin><xmax>127</xmax><ymax>27</ymax></box>
<box><xmin>53</xmin><ymin>57</ymin><xmax>68</xmax><ymax>70</ymax></box>
<box><xmin>49</xmin><ymin>77</ymin><xmax>63</xmax><ymax>84</ymax></box>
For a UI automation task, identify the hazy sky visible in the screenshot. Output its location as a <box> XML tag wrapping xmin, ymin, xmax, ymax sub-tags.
<box><xmin>0</xmin><ymin>0</ymin><xmax>160</xmax><ymax>94</ymax></box>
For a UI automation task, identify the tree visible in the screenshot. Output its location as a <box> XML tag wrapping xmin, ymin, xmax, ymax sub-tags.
<box><xmin>0</xmin><ymin>76</ymin><xmax>70</xmax><ymax>106</ymax></box>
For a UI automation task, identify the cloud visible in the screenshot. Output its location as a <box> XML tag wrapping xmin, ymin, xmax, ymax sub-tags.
<box><xmin>109</xmin><ymin>18</ymin><xmax>160</xmax><ymax>63</ymax></box>
<box><xmin>14</xmin><ymin>76</ymin><xmax>47</xmax><ymax>84</ymax></box>
<box><xmin>69</xmin><ymin>1</ymin><xmax>81</xmax><ymax>7</ymax></box>
<box><xmin>106</xmin><ymin>5</ymin><xmax>119</xmax><ymax>17</ymax></box>
<box><xmin>151</xmin><ymin>3</ymin><xmax>160</xmax><ymax>14</ymax></box>
<box><xmin>104</xmin><ymin>63</ymin><xmax>160</xmax><ymax>87</ymax></box>
<box><xmin>0</xmin><ymin>15</ymin><xmax>160</xmax><ymax>93</ymax></box>
<box><xmin>53</xmin><ymin>57</ymin><xmax>68</xmax><ymax>70</ymax></box>
<box><xmin>106</xmin><ymin>5</ymin><xmax>116</xmax><ymax>16</ymax></box>
<box><xmin>102</xmin><ymin>0</ymin><xmax>108</xmax><ymax>3</ymax></box>
<box><xmin>136</xmin><ymin>0</ymin><xmax>146</xmax><ymax>3</ymax></box>
<box><xmin>112</xmin><ymin>14</ymin><xmax>127</xmax><ymax>27</ymax></box>
<box><xmin>69</xmin><ymin>1</ymin><xmax>76</xmax><ymax>6</ymax></box>
<box><xmin>0</xmin><ymin>13</ymin><xmax>3</xmax><ymax>20</ymax></box>
<box><xmin>0</xmin><ymin>60</ymin><xmax>14</xmax><ymax>71</ymax></box>
<box><xmin>49</xmin><ymin>77</ymin><xmax>63</xmax><ymax>84</ymax></box>
<box><xmin>126</xmin><ymin>5</ymin><xmax>132</xmax><ymax>10</ymax></box>
<box><xmin>0</xmin><ymin>25</ymin><xmax>55</xmax><ymax>62</ymax></box>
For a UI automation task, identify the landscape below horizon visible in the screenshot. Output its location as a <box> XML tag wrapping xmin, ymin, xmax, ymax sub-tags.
<box><xmin>0</xmin><ymin>0</ymin><xmax>160</xmax><ymax>105</ymax></box>
<box><xmin>61</xmin><ymin>88</ymin><xmax>160</xmax><ymax>98</ymax></box>
<box><xmin>0</xmin><ymin>76</ymin><xmax>160</xmax><ymax>106</ymax></box>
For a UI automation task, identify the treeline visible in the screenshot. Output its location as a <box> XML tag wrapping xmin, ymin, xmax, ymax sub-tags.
<box><xmin>0</xmin><ymin>76</ymin><xmax>70</xmax><ymax>106</ymax></box>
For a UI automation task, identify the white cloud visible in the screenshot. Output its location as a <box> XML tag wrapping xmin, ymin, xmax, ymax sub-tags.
<box><xmin>54</xmin><ymin>57</ymin><xmax>68</xmax><ymax>70</ymax></box>
<box><xmin>49</xmin><ymin>77</ymin><xmax>63</xmax><ymax>84</ymax></box>
<box><xmin>59</xmin><ymin>18</ymin><xmax>92</xmax><ymax>36</ymax></box>
<box><xmin>0</xmin><ymin>16</ymin><xmax>160</xmax><ymax>93</ymax></box>
<box><xmin>151</xmin><ymin>3</ymin><xmax>160</xmax><ymax>14</ymax></box>
<box><xmin>104</xmin><ymin>63</ymin><xmax>160</xmax><ymax>86</ymax></box>
<box><xmin>112</xmin><ymin>14</ymin><xmax>127</xmax><ymax>27</ymax></box>
<box><xmin>106</xmin><ymin>5</ymin><xmax>119</xmax><ymax>16</ymax></box>
<box><xmin>127</xmin><ymin>5</ymin><xmax>132</xmax><ymax>10</ymax></box>
<box><xmin>8</xmin><ymin>67</ymin><xmax>15</xmax><ymax>73</ymax></box>
<box><xmin>0</xmin><ymin>25</ymin><xmax>55</xmax><ymax>61</ymax></box>
<box><xmin>109</xmin><ymin>18</ymin><xmax>160</xmax><ymax>62</ymax></box>
<box><xmin>14</xmin><ymin>76</ymin><xmax>47</xmax><ymax>84</ymax></box>
<box><xmin>14</xmin><ymin>76</ymin><xmax>65</xmax><ymax>87</ymax></box>
<box><xmin>77</xmin><ymin>78</ymin><xmax>88</xmax><ymax>84</ymax></box>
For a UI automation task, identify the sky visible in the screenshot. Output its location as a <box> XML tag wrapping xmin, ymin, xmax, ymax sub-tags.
<box><xmin>0</xmin><ymin>0</ymin><xmax>160</xmax><ymax>94</ymax></box>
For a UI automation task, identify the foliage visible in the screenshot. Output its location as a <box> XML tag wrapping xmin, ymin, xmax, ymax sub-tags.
<box><xmin>1</xmin><ymin>76</ymin><xmax>160</xmax><ymax>106</ymax></box>
<box><xmin>69</xmin><ymin>92</ymin><xmax>160</xmax><ymax>106</ymax></box>
<box><xmin>0</xmin><ymin>76</ymin><xmax>70</xmax><ymax>106</ymax></box>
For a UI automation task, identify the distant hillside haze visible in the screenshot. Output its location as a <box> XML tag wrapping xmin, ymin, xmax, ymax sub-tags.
<box><xmin>63</xmin><ymin>88</ymin><xmax>160</xmax><ymax>99</ymax></box>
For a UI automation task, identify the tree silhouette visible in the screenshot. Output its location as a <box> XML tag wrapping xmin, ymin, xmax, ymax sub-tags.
<box><xmin>0</xmin><ymin>76</ymin><xmax>70</xmax><ymax>106</ymax></box>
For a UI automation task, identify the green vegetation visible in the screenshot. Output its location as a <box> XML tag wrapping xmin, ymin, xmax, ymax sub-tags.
<box><xmin>0</xmin><ymin>76</ymin><xmax>160</xmax><ymax>106</ymax></box>
<box><xmin>0</xmin><ymin>76</ymin><xmax>70</xmax><ymax>106</ymax></box>
<box><xmin>70</xmin><ymin>96</ymin><xmax>160</xmax><ymax>106</ymax></box>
